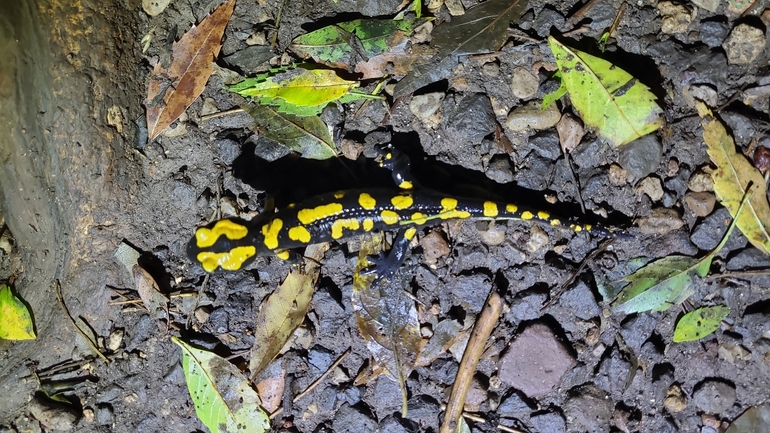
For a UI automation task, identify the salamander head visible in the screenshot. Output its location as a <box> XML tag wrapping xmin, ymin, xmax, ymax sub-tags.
<box><xmin>187</xmin><ymin>218</ymin><xmax>258</xmax><ymax>272</ymax></box>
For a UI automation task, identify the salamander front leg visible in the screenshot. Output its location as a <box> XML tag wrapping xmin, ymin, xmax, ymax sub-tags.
<box><xmin>360</xmin><ymin>228</ymin><xmax>417</xmax><ymax>285</ymax></box>
<box><xmin>375</xmin><ymin>144</ymin><xmax>418</xmax><ymax>191</ymax></box>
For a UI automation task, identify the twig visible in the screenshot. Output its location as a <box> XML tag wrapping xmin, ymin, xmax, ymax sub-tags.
<box><xmin>269</xmin><ymin>347</ymin><xmax>351</xmax><ymax>419</ymax></box>
<box><xmin>440</xmin><ymin>291</ymin><xmax>502</xmax><ymax>433</ymax></box>
<box><xmin>200</xmin><ymin>107</ymin><xmax>245</xmax><ymax>121</ymax></box>
<box><xmin>53</xmin><ymin>280</ymin><xmax>110</xmax><ymax>364</ymax></box>
<box><xmin>542</xmin><ymin>238</ymin><xmax>614</xmax><ymax>310</ymax></box>
<box><xmin>568</xmin><ymin>0</ymin><xmax>602</xmax><ymax>25</ymax></box>
<box><xmin>707</xmin><ymin>269</ymin><xmax>770</xmax><ymax>280</ymax></box>
<box><xmin>460</xmin><ymin>411</ymin><xmax>525</xmax><ymax>433</ymax></box>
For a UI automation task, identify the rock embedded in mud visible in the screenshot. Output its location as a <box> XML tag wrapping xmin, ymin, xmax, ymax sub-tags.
<box><xmin>723</xmin><ymin>23</ymin><xmax>766</xmax><ymax>65</ymax></box>
<box><xmin>505</xmin><ymin>101</ymin><xmax>560</xmax><ymax>133</ymax></box>
<box><xmin>618</xmin><ymin>135</ymin><xmax>662</xmax><ymax>181</ymax></box>
<box><xmin>498</xmin><ymin>322</ymin><xmax>576</xmax><ymax>397</ymax></box>
<box><xmin>692</xmin><ymin>379</ymin><xmax>736</xmax><ymax>414</ymax></box>
<box><xmin>658</xmin><ymin>1</ymin><xmax>695</xmax><ymax>35</ymax></box>
<box><xmin>563</xmin><ymin>385</ymin><xmax>613</xmax><ymax>432</ymax></box>
<box><xmin>510</xmin><ymin>66</ymin><xmax>539</xmax><ymax>99</ymax></box>
<box><xmin>684</xmin><ymin>191</ymin><xmax>716</xmax><ymax>217</ymax></box>
<box><xmin>637</xmin><ymin>208</ymin><xmax>684</xmax><ymax>235</ymax></box>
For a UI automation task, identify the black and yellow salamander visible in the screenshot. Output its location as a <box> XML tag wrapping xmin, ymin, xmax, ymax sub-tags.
<box><xmin>187</xmin><ymin>146</ymin><xmax>615</xmax><ymax>273</ymax></box>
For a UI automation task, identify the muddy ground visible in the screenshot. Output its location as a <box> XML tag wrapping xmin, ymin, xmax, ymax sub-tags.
<box><xmin>1</xmin><ymin>0</ymin><xmax>769</xmax><ymax>432</ymax></box>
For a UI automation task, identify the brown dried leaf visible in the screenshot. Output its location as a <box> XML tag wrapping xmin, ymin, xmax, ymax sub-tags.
<box><xmin>132</xmin><ymin>265</ymin><xmax>169</xmax><ymax>322</ymax></box>
<box><xmin>145</xmin><ymin>0</ymin><xmax>235</xmax><ymax>140</ymax></box>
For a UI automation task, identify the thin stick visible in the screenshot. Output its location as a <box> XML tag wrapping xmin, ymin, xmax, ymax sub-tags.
<box><xmin>53</xmin><ymin>280</ymin><xmax>110</xmax><ymax>364</ymax></box>
<box><xmin>461</xmin><ymin>412</ymin><xmax>525</xmax><ymax>433</ymax></box>
<box><xmin>568</xmin><ymin>0</ymin><xmax>601</xmax><ymax>25</ymax></box>
<box><xmin>200</xmin><ymin>107</ymin><xmax>245</xmax><ymax>122</ymax></box>
<box><xmin>440</xmin><ymin>291</ymin><xmax>502</xmax><ymax>433</ymax></box>
<box><xmin>269</xmin><ymin>347</ymin><xmax>351</xmax><ymax>419</ymax></box>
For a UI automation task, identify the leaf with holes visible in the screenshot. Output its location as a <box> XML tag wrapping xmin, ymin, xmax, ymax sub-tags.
<box><xmin>673</xmin><ymin>305</ymin><xmax>730</xmax><ymax>342</ymax></box>
<box><xmin>545</xmin><ymin>36</ymin><xmax>664</xmax><ymax>147</ymax></box>
<box><xmin>173</xmin><ymin>337</ymin><xmax>270</xmax><ymax>433</ymax></box>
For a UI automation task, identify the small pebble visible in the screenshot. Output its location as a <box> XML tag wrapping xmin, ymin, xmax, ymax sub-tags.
<box><xmin>688</xmin><ymin>170</ymin><xmax>714</xmax><ymax>192</ymax></box>
<box><xmin>482</xmin><ymin>62</ymin><xmax>500</xmax><ymax>77</ymax></box>
<box><xmin>608</xmin><ymin>163</ymin><xmax>628</xmax><ymax>185</ymax></box>
<box><xmin>685</xmin><ymin>191</ymin><xmax>716</xmax><ymax>217</ymax></box>
<box><xmin>420</xmin><ymin>230</ymin><xmax>450</xmax><ymax>268</ymax></box>
<box><xmin>636</xmin><ymin>177</ymin><xmax>664</xmax><ymax>202</ymax></box>
<box><xmin>108</xmin><ymin>329</ymin><xmax>124</xmax><ymax>352</ymax></box>
<box><xmin>664</xmin><ymin>384</ymin><xmax>687</xmax><ymax>412</ymax></box>
<box><xmin>510</xmin><ymin>66</ymin><xmax>539</xmax><ymax>99</ymax></box>
<box><xmin>691</xmin><ymin>0</ymin><xmax>718</xmax><ymax>12</ymax></box>
<box><xmin>409</xmin><ymin>92</ymin><xmax>444</xmax><ymax>121</ymax></box>
<box><xmin>692</xmin><ymin>379</ymin><xmax>736</xmax><ymax>414</ymax></box>
<box><xmin>637</xmin><ymin>208</ymin><xmax>684</xmax><ymax>235</ymax></box>
<box><xmin>667</xmin><ymin>158</ymin><xmax>680</xmax><ymax>177</ymax></box>
<box><xmin>194</xmin><ymin>306</ymin><xmax>211</xmax><ymax>323</ymax></box>
<box><xmin>682</xmin><ymin>84</ymin><xmax>718</xmax><ymax>108</ymax></box>
<box><xmin>525</xmin><ymin>225</ymin><xmax>549</xmax><ymax>253</ymax></box>
<box><xmin>658</xmin><ymin>1</ymin><xmax>694</xmax><ymax>34</ymax></box>
<box><xmin>505</xmin><ymin>101</ymin><xmax>560</xmax><ymax>132</ymax></box>
<box><xmin>723</xmin><ymin>24</ymin><xmax>766</xmax><ymax>65</ymax></box>
<box><xmin>480</xmin><ymin>221</ymin><xmax>506</xmax><ymax>245</ymax></box>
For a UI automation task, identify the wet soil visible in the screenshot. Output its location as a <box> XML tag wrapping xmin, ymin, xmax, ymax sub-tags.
<box><xmin>1</xmin><ymin>0</ymin><xmax>769</xmax><ymax>432</ymax></box>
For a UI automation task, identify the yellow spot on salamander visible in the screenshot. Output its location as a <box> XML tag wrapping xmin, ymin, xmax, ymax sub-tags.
<box><xmin>297</xmin><ymin>203</ymin><xmax>343</xmax><ymax>225</ymax></box>
<box><xmin>195</xmin><ymin>219</ymin><xmax>248</xmax><ymax>248</ymax></box>
<box><xmin>288</xmin><ymin>225</ymin><xmax>312</xmax><ymax>243</ymax></box>
<box><xmin>521</xmin><ymin>211</ymin><xmax>534</xmax><ymax>220</ymax></box>
<box><xmin>399</xmin><ymin>180</ymin><xmax>413</xmax><ymax>190</ymax></box>
<box><xmin>410</xmin><ymin>212</ymin><xmax>428</xmax><ymax>225</ymax></box>
<box><xmin>363</xmin><ymin>218</ymin><xmax>374</xmax><ymax>231</ymax></box>
<box><xmin>584</xmin><ymin>224</ymin><xmax>592</xmax><ymax>231</ymax></box>
<box><xmin>275</xmin><ymin>250</ymin><xmax>290</xmax><ymax>260</ymax></box>
<box><xmin>391</xmin><ymin>194</ymin><xmax>413</xmax><ymax>210</ymax></box>
<box><xmin>550</xmin><ymin>219</ymin><xmax>561</xmax><ymax>226</ymax></box>
<box><xmin>331</xmin><ymin>218</ymin><xmax>360</xmax><ymax>239</ymax></box>
<box><xmin>381</xmin><ymin>210</ymin><xmax>400</xmax><ymax>225</ymax></box>
<box><xmin>358</xmin><ymin>193</ymin><xmax>377</xmax><ymax>210</ymax></box>
<box><xmin>537</xmin><ymin>211</ymin><xmax>550</xmax><ymax>220</ymax></box>
<box><xmin>197</xmin><ymin>246</ymin><xmax>256</xmax><ymax>272</ymax></box>
<box><xmin>404</xmin><ymin>227</ymin><xmax>417</xmax><ymax>240</ymax></box>
<box><xmin>506</xmin><ymin>204</ymin><xmax>518</xmax><ymax>213</ymax></box>
<box><xmin>262</xmin><ymin>218</ymin><xmax>283</xmax><ymax>250</ymax></box>
<box><xmin>334</xmin><ymin>191</ymin><xmax>345</xmax><ymax>199</ymax></box>
<box><xmin>439</xmin><ymin>197</ymin><xmax>470</xmax><ymax>220</ymax></box>
<box><xmin>571</xmin><ymin>224</ymin><xmax>582</xmax><ymax>232</ymax></box>
<box><xmin>287</xmin><ymin>203</ymin><xmax>296</xmax><ymax>209</ymax></box>
<box><xmin>483</xmin><ymin>201</ymin><xmax>498</xmax><ymax>217</ymax></box>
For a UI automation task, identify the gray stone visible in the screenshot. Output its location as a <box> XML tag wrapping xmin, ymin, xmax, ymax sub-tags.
<box><xmin>691</xmin><ymin>207</ymin><xmax>746</xmax><ymax>251</ymax></box>
<box><xmin>692</xmin><ymin>0</ymin><xmax>719</xmax><ymax>12</ymax></box>
<box><xmin>618</xmin><ymin>135</ymin><xmax>662</xmax><ymax>180</ymax></box>
<box><xmin>486</xmin><ymin>155</ymin><xmax>514</xmax><ymax>184</ymax></box>
<box><xmin>409</xmin><ymin>92</ymin><xmax>444</xmax><ymax>120</ymax></box>
<box><xmin>510</xmin><ymin>66</ymin><xmax>539</xmax><ymax>99</ymax></box>
<box><xmin>332</xmin><ymin>402</ymin><xmax>378</xmax><ymax>432</ymax></box>
<box><xmin>223</xmin><ymin>45</ymin><xmax>274</xmax><ymax>73</ymax></box>
<box><xmin>700</xmin><ymin>21</ymin><xmax>729</xmax><ymax>48</ymax></box>
<box><xmin>27</xmin><ymin>399</ymin><xmax>78</xmax><ymax>431</ymax></box>
<box><xmin>563</xmin><ymin>386</ymin><xmax>613</xmax><ymax>433</ymax></box>
<box><xmin>692</xmin><ymin>379</ymin><xmax>736</xmax><ymax>414</ymax></box>
<box><xmin>447</xmin><ymin>94</ymin><xmax>495</xmax><ymax>143</ymax></box>
<box><xmin>531</xmin><ymin>411</ymin><xmax>566</xmax><ymax>433</ymax></box>
<box><xmin>498</xmin><ymin>323</ymin><xmax>576</xmax><ymax>397</ymax></box>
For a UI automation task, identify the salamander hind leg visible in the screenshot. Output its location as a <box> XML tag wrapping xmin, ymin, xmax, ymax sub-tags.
<box><xmin>359</xmin><ymin>228</ymin><xmax>417</xmax><ymax>285</ymax></box>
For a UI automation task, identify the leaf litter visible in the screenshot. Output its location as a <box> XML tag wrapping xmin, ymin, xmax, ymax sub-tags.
<box><xmin>145</xmin><ymin>0</ymin><xmax>235</xmax><ymax>140</ymax></box>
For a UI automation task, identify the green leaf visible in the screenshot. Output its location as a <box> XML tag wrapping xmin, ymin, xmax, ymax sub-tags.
<box><xmin>547</xmin><ymin>36</ymin><xmax>664</xmax><ymax>148</ymax></box>
<box><xmin>542</xmin><ymin>76</ymin><xmax>566</xmax><ymax>109</ymax></box>
<box><xmin>230</xmin><ymin>67</ymin><xmax>378</xmax><ymax>116</ymax></box>
<box><xmin>172</xmin><ymin>337</ymin><xmax>270</xmax><ymax>433</ymax></box>
<box><xmin>290</xmin><ymin>18</ymin><xmax>430</xmax><ymax>78</ymax></box>
<box><xmin>245</xmin><ymin>104</ymin><xmax>337</xmax><ymax>160</ymax></box>
<box><xmin>698</xmin><ymin>102</ymin><xmax>770</xmax><ymax>256</ymax></box>
<box><xmin>673</xmin><ymin>305</ymin><xmax>730</xmax><ymax>342</ymax></box>
<box><xmin>0</xmin><ymin>284</ymin><xmax>35</xmax><ymax>340</ymax></box>
<box><xmin>394</xmin><ymin>0</ymin><xmax>527</xmax><ymax>98</ymax></box>
<box><xmin>612</xmin><ymin>184</ymin><xmax>752</xmax><ymax>314</ymax></box>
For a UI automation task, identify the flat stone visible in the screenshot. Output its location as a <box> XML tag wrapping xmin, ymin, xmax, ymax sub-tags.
<box><xmin>332</xmin><ymin>402</ymin><xmax>378</xmax><ymax>432</ymax></box>
<box><xmin>723</xmin><ymin>24</ymin><xmax>766</xmax><ymax>65</ymax></box>
<box><xmin>692</xmin><ymin>0</ymin><xmax>719</xmax><ymax>12</ymax></box>
<box><xmin>531</xmin><ymin>411</ymin><xmax>566</xmax><ymax>433</ymax></box>
<box><xmin>684</xmin><ymin>191</ymin><xmax>716</xmax><ymax>217</ymax></box>
<box><xmin>498</xmin><ymin>323</ymin><xmax>576</xmax><ymax>397</ymax></box>
<box><xmin>637</xmin><ymin>208</ymin><xmax>684</xmax><ymax>235</ymax></box>
<box><xmin>27</xmin><ymin>399</ymin><xmax>78</xmax><ymax>431</ymax></box>
<box><xmin>510</xmin><ymin>66</ymin><xmax>539</xmax><ymax>99</ymax></box>
<box><xmin>692</xmin><ymin>379</ymin><xmax>736</xmax><ymax>414</ymax></box>
<box><xmin>506</xmin><ymin>101</ymin><xmax>560</xmax><ymax>133</ymax></box>
<box><xmin>700</xmin><ymin>20</ymin><xmax>729</xmax><ymax>47</ymax></box>
<box><xmin>618</xmin><ymin>135</ymin><xmax>662</xmax><ymax>180</ymax></box>
<box><xmin>409</xmin><ymin>92</ymin><xmax>444</xmax><ymax>120</ymax></box>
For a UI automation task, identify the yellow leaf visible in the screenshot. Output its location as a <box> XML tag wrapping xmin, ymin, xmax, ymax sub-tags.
<box><xmin>0</xmin><ymin>284</ymin><xmax>36</xmax><ymax>340</ymax></box>
<box><xmin>698</xmin><ymin>102</ymin><xmax>770</xmax><ymax>255</ymax></box>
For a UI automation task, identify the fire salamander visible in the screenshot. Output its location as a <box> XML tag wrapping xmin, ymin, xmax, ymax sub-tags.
<box><xmin>187</xmin><ymin>146</ymin><xmax>614</xmax><ymax>273</ymax></box>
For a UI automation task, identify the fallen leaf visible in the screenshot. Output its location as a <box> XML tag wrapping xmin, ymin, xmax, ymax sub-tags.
<box><xmin>545</xmin><ymin>36</ymin><xmax>664</xmax><ymax>148</ymax></box>
<box><xmin>0</xmin><ymin>284</ymin><xmax>36</xmax><ymax>340</ymax></box>
<box><xmin>352</xmin><ymin>234</ymin><xmax>424</xmax><ymax>416</ymax></box>
<box><xmin>245</xmin><ymin>104</ymin><xmax>337</xmax><ymax>159</ymax></box>
<box><xmin>673</xmin><ymin>305</ymin><xmax>730</xmax><ymax>342</ymax></box>
<box><xmin>698</xmin><ymin>102</ymin><xmax>770</xmax><ymax>256</ymax></box>
<box><xmin>145</xmin><ymin>0</ymin><xmax>235</xmax><ymax>140</ymax></box>
<box><xmin>248</xmin><ymin>244</ymin><xmax>328</xmax><ymax>379</ymax></box>
<box><xmin>289</xmin><ymin>18</ymin><xmax>431</xmax><ymax>79</ymax></box>
<box><xmin>394</xmin><ymin>0</ymin><xmax>527</xmax><ymax>98</ymax></box>
<box><xmin>172</xmin><ymin>337</ymin><xmax>271</xmax><ymax>433</ymax></box>
<box><xmin>612</xmin><ymin>188</ymin><xmax>751</xmax><ymax>314</ymax></box>
<box><xmin>230</xmin><ymin>67</ymin><xmax>378</xmax><ymax>116</ymax></box>
<box><xmin>132</xmin><ymin>265</ymin><xmax>169</xmax><ymax>323</ymax></box>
